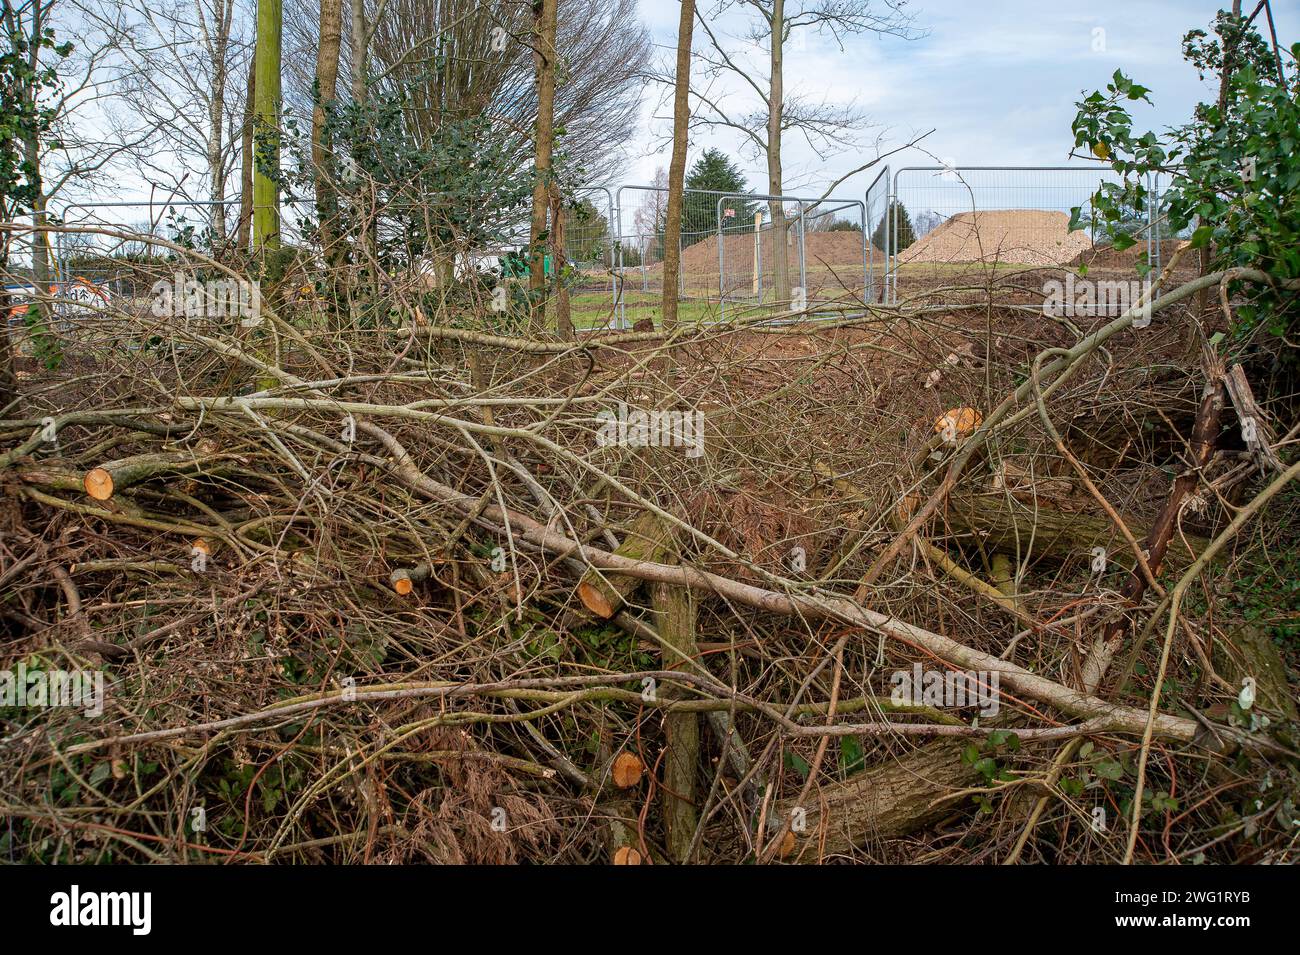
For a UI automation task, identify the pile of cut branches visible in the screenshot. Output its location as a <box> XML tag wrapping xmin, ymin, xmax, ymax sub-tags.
<box><xmin>1</xmin><ymin>226</ymin><xmax>1298</xmax><ymax>864</ymax></box>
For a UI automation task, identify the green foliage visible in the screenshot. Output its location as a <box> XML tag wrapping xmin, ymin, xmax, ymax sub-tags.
<box><xmin>563</xmin><ymin>197</ymin><xmax>610</xmax><ymax>265</ymax></box>
<box><xmin>1070</xmin><ymin>12</ymin><xmax>1299</xmax><ymax>342</ymax></box>
<box><xmin>838</xmin><ymin>735</ymin><xmax>865</xmax><ymax>776</ymax></box>
<box><xmin>0</xmin><ymin>21</ymin><xmax>71</xmax><ymax>217</ymax></box>
<box><xmin>871</xmin><ymin>200</ymin><xmax>916</xmax><ymax>251</ymax></box>
<box><xmin>685</xmin><ymin>147</ymin><xmax>750</xmax><ymax>195</ymax></box>
<box><xmin>279</xmin><ymin>81</ymin><xmax>539</xmax><ymax>298</ymax></box>
<box><xmin>22</xmin><ymin>302</ymin><xmax>62</xmax><ymax>369</ymax></box>
<box><xmin>785</xmin><ymin>749</ymin><xmax>812</xmax><ymax>781</ymax></box>
<box><xmin>685</xmin><ymin>148</ymin><xmax>756</xmax><ymax>244</ymax></box>
<box><xmin>960</xmin><ymin>729</ymin><xmax>1020</xmax><ymax>797</ymax></box>
<box><xmin>1218</xmin><ymin>489</ymin><xmax>1300</xmax><ymax>645</ymax></box>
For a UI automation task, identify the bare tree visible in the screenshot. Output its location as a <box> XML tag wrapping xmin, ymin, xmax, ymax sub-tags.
<box><xmin>661</xmin><ymin>0</ymin><xmax>696</xmax><ymax>329</ymax></box>
<box><xmin>683</xmin><ymin>0</ymin><xmax>919</xmax><ymax>302</ymax></box>
<box><xmin>279</xmin><ymin>0</ymin><xmax>650</xmax><ymax>190</ymax></box>
<box><xmin>79</xmin><ymin>0</ymin><xmax>252</xmax><ymax>243</ymax></box>
<box><xmin>3</xmin><ymin>0</ymin><xmax>155</xmax><ymax>311</ymax></box>
<box><xmin>633</xmin><ymin>166</ymin><xmax>669</xmax><ymax>262</ymax></box>
<box><xmin>528</xmin><ymin>0</ymin><xmax>558</xmax><ymax>320</ymax></box>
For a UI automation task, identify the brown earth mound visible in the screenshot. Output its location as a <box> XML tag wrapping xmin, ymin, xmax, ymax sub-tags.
<box><xmin>638</xmin><ymin>230</ymin><xmax>881</xmax><ymax>278</ymax></box>
<box><xmin>898</xmin><ymin>210</ymin><xmax>1094</xmax><ymax>266</ymax></box>
<box><xmin>1071</xmin><ymin>238</ymin><xmax>1193</xmax><ymax>270</ymax></box>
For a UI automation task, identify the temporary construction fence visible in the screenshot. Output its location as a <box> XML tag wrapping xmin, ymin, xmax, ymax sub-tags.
<box><xmin>713</xmin><ymin>191</ymin><xmax>807</xmax><ymax>322</ymax></box>
<box><xmin>565</xmin><ymin>186</ymin><xmax>616</xmax><ymax>295</ymax></box>
<box><xmin>865</xmin><ymin>166</ymin><xmax>890</xmax><ymax>304</ymax></box>
<box><xmin>36</xmin><ymin>165</ymin><xmax>1177</xmax><ymax>333</ymax></box>
<box><xmin>610</xmin><ymin>185</ymin><xmax>872</xmax><ymax>327</ymax></box>
<box><xmin>610</xmin><ymin>185</ymin><xmax>757</xmax><ymax>328</ymax></box>
<box><xmin>882</xmin><ymin>166</ymin><xmax>1168</xmax><ymax>304</ymax></box>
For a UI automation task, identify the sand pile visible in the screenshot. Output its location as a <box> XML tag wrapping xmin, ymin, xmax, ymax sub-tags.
<box><xmin>898</xmin><ymin>210</ymin><xmax>1094</xmax><ymax>266</ymax></box>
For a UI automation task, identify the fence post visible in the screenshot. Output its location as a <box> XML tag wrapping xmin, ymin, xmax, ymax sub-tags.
<box><xmin>798</xmin><ymin>201</ymin><xmax>807</xmax><ymax>305</ymax></box>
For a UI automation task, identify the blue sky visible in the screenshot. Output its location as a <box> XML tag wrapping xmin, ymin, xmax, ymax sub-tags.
<box><xmin>629</xmin><ymin>0</ymin><xmax>1300</xmax><ymax>195</ymax></box>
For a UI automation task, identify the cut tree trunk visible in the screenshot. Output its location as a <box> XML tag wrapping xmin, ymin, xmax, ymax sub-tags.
<box><xmin>82</xmin><ymin>452</ymin><xmax>228</xmax><ymax>501</ymax></box>
<box><xmin>938</xmin><ymin>491</ymin><xmax>1208</xmax><ymax>566</ymax></box>
<box><xmin>576</xmin><ymin>511</ymin><xmax>678</xmax><ymax>618</ymax></box>
<box><xmin>653</xmin><ymin>579</ymin><xmax>699</xmax><ymax>863</ymax></box>
<box><xmin>390</xmin><ymin>561</ymin><xmax>438</xmax><ymax>596</ymax></box>
<box><xmin>776</xmin><ymin>742</ymin><xmax>978</xmax><ymax>859</ymax></box>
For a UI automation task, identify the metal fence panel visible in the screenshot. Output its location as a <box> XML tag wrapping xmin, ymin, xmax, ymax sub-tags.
<box><xmin>564</xmin><ymin>186</ymin><xmax>617</xmax><ymax>327</ymax></box>
<box><xmin>716</xmin><ymin>192</ymin><xmax>808</xmax><ymax>322</ymax></box>
<box><xmin>612</xmin><ymin>185</ymin><xmax>745</xmax><ymax>328</ymax></box>
<box><xmin>886</xmin><ymin>166</ymin><xmax>1157</xmax><ymax>304</ymax></box>
<box><xmin>799</xmin><ymin>196</ymin><xmax>867</xmax><ymax>316</ymax></box>
<box><xmin>865</xmin><ymin>166</ymin><xmax>889</xmax><ymax>304</ymax></box>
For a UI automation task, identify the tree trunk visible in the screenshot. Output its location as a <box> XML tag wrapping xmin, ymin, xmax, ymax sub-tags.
<box><xmin>766</xmin><ymin>0</ymin><xmax>789</xmax><ymax>306</ymax></box>
<box><xmin>207</xmin><ymin>0</ymin><xmax>234</xmax><ymax>245</ymax></box>
<box><xmin>21</xmin><ymin>1</ymin><xmax>51</xmax><ymax>315</ymax></box>
<box><xmin>938</xmin><ymin>492</ymin><xmax>1208</xmax><ymax>566</ymax></box>
<box><xmin>24</xmin><ymin>131</ymin><xmax>50</xmax><ymax>323</ymax></box>
<box><xmin>237</xmin><ymin>44</ymin><xmax>256</xmax><ymax>252</ymax></box>
<box><xmin>0</xmin><ymin>285</ymin><xmax>17</xmax><ymax>411</ymax></box>
<box><xmin>528</xmin><ymin>0</ymin><xmax>559</xmax><ymax>323</ymax></box>
<box><xmin>660</xmin><ymin>0</ymin><xmax>695</xmax><ymax>329</ymax></box>
<box><xmin>549</xmin><ymin>184</ymin><xmax>572</xmax><ymax>337</ymax></box>
<box><xmin>348</xmin><ymin>0</ymin><xmax>376</xmax><ymax>298</ymax></box>
<box><xmin>252</xmin><ymin>0</ymin><xmax>282</xmax><ymax>252</ymax></box>
<box><xmin>20</xmin><ymin>2</ymin><xmax>51</xmax><ymax>323</ymax></box>
<box><xmin>349</xmin><ymin>0</ymin><xmax>368</xmax><ymax>102</ymax></box>
<box><xmin>82</xmin><ymin>451</ymin><xmax>230</xmax><ymax>502</ymax></box>
<box><xmin>654</xmin><ymin>579</ymin><xmax>699</xmax><ymax>863</ymax></box>
<box><xmin>313</xmin><ymin>0</ymin><xmax>344</xmax><ymax>271</ymax></box>
<box><xmin>576</xmin><ymin>511</ymin><xmax>678</xmax><ymax>618</ymax></box>
<box><xmin>776</xmin><ymin>741</ymin><xmax>979</xmax><ymax>859</ymax></box>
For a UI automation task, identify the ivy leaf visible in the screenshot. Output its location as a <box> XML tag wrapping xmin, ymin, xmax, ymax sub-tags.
<box><xmin>1094</xmin><ymin>759</ymin><xmax>1124</xmax><ymax>781</ymax></box>
<box><xmin>839</xmin><ymin>736</ymin><xmax>864</xmax><ymax>775</ymax></box>
<box><xmin>785</xmin><ymin>751</ymin><xmax>811</xmax><ymax>781</ymax></box>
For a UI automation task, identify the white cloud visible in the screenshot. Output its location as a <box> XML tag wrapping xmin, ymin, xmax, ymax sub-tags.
<box><xmin>628</xmin><ymin>0</ymin><xmax>1299</xmax><ymax>198</ymax></box>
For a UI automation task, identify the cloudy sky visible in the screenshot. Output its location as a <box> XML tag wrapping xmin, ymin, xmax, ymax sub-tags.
<box><xmin>628</xmin><ymin>0</ymin><xmax>1300</xmax><ymax>196</ymax></box>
